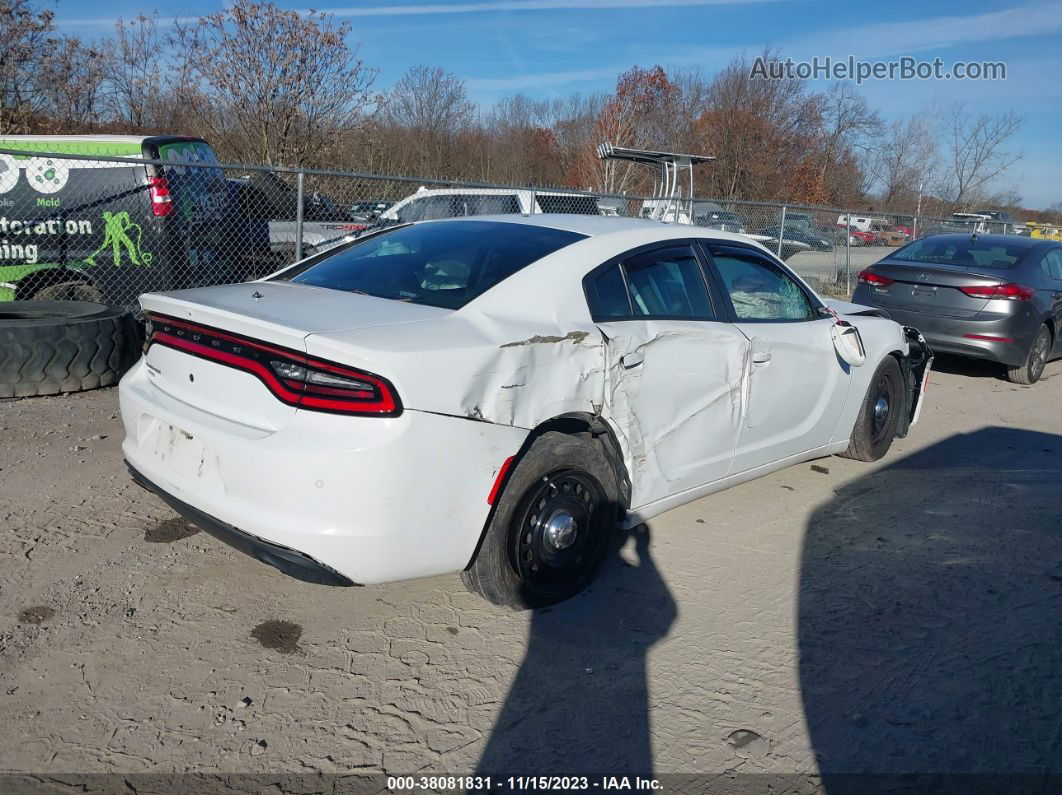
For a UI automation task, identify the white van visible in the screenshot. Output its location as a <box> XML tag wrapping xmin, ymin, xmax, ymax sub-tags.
<box><xmin>380</xmin><ymin>186</ymin><xmax>602</xmax><ymax>223</ymax></box>
<box><xmin>836</xmin><ymin>214</ymin><xmax>889</xmax><ymax>232</ymax></box>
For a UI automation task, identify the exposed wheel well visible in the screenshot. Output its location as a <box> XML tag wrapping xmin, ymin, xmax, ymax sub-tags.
<box><xmin>463</xmin><ymin>413</ymin><xmax>632</xmax><ymax>571</ymax></box>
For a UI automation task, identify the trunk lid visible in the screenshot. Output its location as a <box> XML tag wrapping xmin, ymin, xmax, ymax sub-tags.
<box><xmin>867</xmin><ymin>261</ymin><xmax>1006</xmax><ymax>318</ymax></box>
<box><xmin>139</xmin><ymin>282</ymin><xmax>448</xmax><ymax>431</ymax></box>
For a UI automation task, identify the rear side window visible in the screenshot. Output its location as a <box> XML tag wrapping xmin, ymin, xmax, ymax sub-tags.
<box><xmin>894</xmin><ymin>237</ymin><xmax>1031</xmax><ymax>269</ymax></box>
<box><xmin>625</xmin><ymin>248</ymin><xmax>714</xmax><ymax>318</ymax></box>
<box><xmin>585</xmin><ymin>245</ymin><xmax>716</xmax><ymax>320</ymax></box>
<box><xmin>1040</xmin><ymin>249</ymin><xmax>1062</xmax><ymax>281</ymax></box>
<box><xmin>590</xmin><ymin>265</ymin><xmax>631</xmax><ymax>318</ymax></box>
<box><xmin>280</xmin><ymin>220</ymin><xmax>584</xmax><ymax>309</ymax></box>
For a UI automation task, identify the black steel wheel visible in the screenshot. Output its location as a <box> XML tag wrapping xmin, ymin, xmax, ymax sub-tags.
<box><xmin>840</xmin><ymin>356</ymin><xmax>904</xmax><ymax>462</ymax></box>
<box><xmin>509</xmin><ymin>469</ymin><xmax>609</xmax><ymax>603</ymax></box>
<box><xmin>463</xmin><ymin>431</ymin><xmax>621</xmax><ymax>609</ymax></box>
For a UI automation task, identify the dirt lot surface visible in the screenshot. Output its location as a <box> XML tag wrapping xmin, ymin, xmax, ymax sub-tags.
<box><xmin>1</xmin><ymin>353</ymin><xmax>1060</xmax><ymax>786</ymax></box>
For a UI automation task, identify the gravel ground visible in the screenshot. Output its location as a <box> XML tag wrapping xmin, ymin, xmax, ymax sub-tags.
<box><xmin>1</xmin><ymin>352</ymin><xmax>1060</xmax><ymax>786</ymax></box>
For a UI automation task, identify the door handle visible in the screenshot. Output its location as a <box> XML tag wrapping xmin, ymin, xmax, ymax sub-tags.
<box><xmin>752</xmin><ymin>350</ymin><xmax>772</xmax><ymax>363</ymax></box>
<box><xmin>622</xmin><ymin>351</ymin><xmax>644</xmax><ymax>368</ymax></box>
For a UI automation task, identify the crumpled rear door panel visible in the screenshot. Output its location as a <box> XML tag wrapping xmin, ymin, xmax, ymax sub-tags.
<box><xmin>597</xmin><ymin>320</ymin><xmax>751</xmax><ymax>510</ymax></box>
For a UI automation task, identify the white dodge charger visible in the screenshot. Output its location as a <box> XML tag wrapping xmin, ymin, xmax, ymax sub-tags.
<box><xmin>120</xmin><ymin>216</ymin><xmax>931</xmax><ymax>608</ymax></box>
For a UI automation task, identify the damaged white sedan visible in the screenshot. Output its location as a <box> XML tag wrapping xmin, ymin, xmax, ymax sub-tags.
<box><xmin>120</xmin><ymin>216</ymin><xmax>931</xmax><ymax>608</ymax></box>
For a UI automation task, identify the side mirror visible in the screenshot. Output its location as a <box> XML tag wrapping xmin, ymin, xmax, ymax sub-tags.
<box><xmin>831</xmin><ymin>323</ymin><xmax>866</xmax><ymax>367</ymax></box>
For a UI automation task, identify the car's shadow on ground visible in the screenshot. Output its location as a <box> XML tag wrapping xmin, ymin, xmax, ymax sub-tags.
<box><xmin>929</xmin><ymin>353</ymin><xmax>1008</xmax><ymax>380</ymax></box>
<box><xmin>476</xmin><ymin>524</ymin><xmax>676</xmax><ymax>777</ymax></box>
<box><xmin>799</xmin><ymin>427</ymin><xmax>1062</xmax><ymax>793</ymax></box>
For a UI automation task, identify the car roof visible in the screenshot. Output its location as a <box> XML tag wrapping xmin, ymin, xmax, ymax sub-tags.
<box><xmin>0</xmin><ymin>134</ymin><xmax>149</xmax><ymax>143</ymax></box>
<box><xmin>917</xmin><ymin>232</ymin><xmax>1043</xmax><ymax>249</ymax></box>
<box><xmin>428</xmin><ymin>213</ymin><xmax>759</xmax><ymax>245</ymax></box>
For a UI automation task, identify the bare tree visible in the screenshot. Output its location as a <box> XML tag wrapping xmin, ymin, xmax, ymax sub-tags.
<box><xmin>939</xmin><ymin>104</ymin><xmax>1023</xmax><ymax>211</ymax></box>
<box><xmin>34</xmin><ymin>38</ymin><xmax>107</xmax><ymax>131</ymax></box>
<box><xmin>696</xmin><ymin>49</ymin><xmax>822</xmax><ymax>201</ymax></box>
<box><xmin>567</xmin><ymin>66</ymin><xmax>681</xmax><ymax>194</ymax></box>
<box><xmin>871</xmin><ymin>114</ymin><xmax>938</xmax><ymax>209</ymax></box>
<box><xmin>171</xmin><ymin>0</ymin><xmax>379</xmax><ymax>166</ymax></box>
<box><xmin>817</xmin><ymin>82</ymin><xmax>881</xmax><ymax>202</ymax></box>
<box><xmin>0</xmin><ymin>0</ymin><xmax>54</xmax><ymax>133</ymax></box>
<box><xmin>382</xmin><ymin>66</ymin><xmax>474</xmax><ymax>176</ymax></box>
<box><xmin>105</xmin><ymin>14</ymin><xmax>166</xmax><ymax>130</ymax></box>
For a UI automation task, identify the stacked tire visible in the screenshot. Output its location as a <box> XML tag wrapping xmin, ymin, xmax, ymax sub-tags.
<box><xmin>0</xmin><ymin>301</ymin><xmax>140</xmax><ymax>398</ymax></box>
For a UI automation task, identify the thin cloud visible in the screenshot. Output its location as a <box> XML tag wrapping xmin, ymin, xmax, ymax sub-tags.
<box><xmin>465</xmin><ymin>66</ymin><xmax>624</xmax><ymax>91</ymax></box>
<box><xmin>316</xmin><ymin>0</ymin><xmax>788</xmax><ymax>18</ymax></box>
<box><xmin>777</xmin><ymin>1</ymin><xmax>1062</xmax><ymax>59</ymax></box>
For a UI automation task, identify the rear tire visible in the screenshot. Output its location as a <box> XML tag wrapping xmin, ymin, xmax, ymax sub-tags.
<box><xmin>32</xmin><ymin>281</ymin><xmax>105</xmax><ymax>303</ymax></box>
<box><xmin>840</xmin><ymin>356</ymin><xmax>904</xmax><ymax>462</ymax></box>
<box><xmin>1006</xmin><ymin>325</ymin><xmax>1051</xmax><ymax>385</ymax></box>
<box><xmin>0</xmin><ymin>301</ymin><xmax>139</xmax><ymax>398</ymax></box>
<box><xmin>462</xmin><ymin>431</ymin><xmax>621</xmax><ymax>610</ymax></box>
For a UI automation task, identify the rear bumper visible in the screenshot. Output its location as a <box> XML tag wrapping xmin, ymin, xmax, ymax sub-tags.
<box><xmin>851</xmin><ymin>287</ymin><xmax>1037</xmax><ymax>366</ymax></box>
<box><xmin>119</xmin><ymin>358</ymin><xmax>528</xmax><ymax>585</ymax></box>
<box><xmin>128</xmin><ymin>462</ymin><xmax>356</xmax><ymax>586</ymax></box>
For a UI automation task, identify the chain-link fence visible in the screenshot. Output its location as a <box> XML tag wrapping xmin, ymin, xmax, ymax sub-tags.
<box><xmin>0</xmin><ymin>144</ymin><xmax>1031</xmax><ymax>307</ymax></box>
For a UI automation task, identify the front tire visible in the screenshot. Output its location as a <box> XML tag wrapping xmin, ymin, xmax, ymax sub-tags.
<box><xmin>462</xmin><ymin>431</ymin><xmax>621</xmax><ymax>609</ymax></box>
<box><xmin>1007</xmin><ymin>325</ymin><xmax>1051</xmax><ymax>385</ymax></box>
<box><xmin>840</xmin><ymin>356</ymin><xmax>904</xmax><ymax>462</ymax></box>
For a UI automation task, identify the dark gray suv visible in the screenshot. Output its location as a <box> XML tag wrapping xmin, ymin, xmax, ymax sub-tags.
<box><xmin>852</xmin><ymin>233</ymin><xmax>1062</xmax><ymax>384</ymax></box>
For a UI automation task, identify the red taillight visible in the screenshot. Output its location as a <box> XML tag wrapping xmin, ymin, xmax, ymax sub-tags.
<box><xmin>145</xmin><ymin>313</ymin><xmax>401</xmax><ymax>416</ymax></box>
<box><xmin>147</xmin><ymin>176</ymin><xmax>173</xmax><ymax>217</ymax></box>
<box><xmin>857</xmin><ymin>269</ymin><xmax>893</xmax><ymax>287</ymax></box>
<box><xmin>958</xmin><ymin>283</ymin><xmax>1035</xmax><ymax>301</ymax></box>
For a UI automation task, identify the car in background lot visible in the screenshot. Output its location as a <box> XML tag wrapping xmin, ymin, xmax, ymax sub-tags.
<box><xmin>698</xmin><ymin>210</ymin><xmax>745</xmax><ymax>233</ymax></box>
<box><xmin>869</xmin><ymin>223</ymin><xmax>908</xmax><ymax>247</ymax></box>
<box><xmin>350</xmin><ymin>200</ymin><xmax>393</xmax><ymax>221</ymax></box>
<box><xmin>760</xmin><ymin>224</ymin><xmax>834</xmax><ymax>252</ymax></box>
<box><xmin>0</xmin><ymin>134</ymin><xmax>235</xmax><ymax>303</ymax></box>
<box><xmin>853</xmin><ymin>233</ymin><xmax>1062</xmax><ymax>384</ymax></box>
<box><xmin>783</xmin><ymin>212</ymin><xmax>817</xmax><ymax>229</ymax></box>
<box><xmin>848</xmin><ymin>228</ymin><xmax>876</xmax><ymax>246</ymax></box>
<box><xmin>382</xmin><ymin>186</ymin><xmax>602</xmax><ymax>223</ymax></box>
<box><xmin>120</xmin><ymin>215</ymin><xmax>930</xmax><ymax>608</ymax></box>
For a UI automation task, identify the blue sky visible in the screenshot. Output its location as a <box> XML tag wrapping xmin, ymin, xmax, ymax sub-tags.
<box><xmin>57</xmin><ymin>0</ymin><xmax>1062</xmax><ymax>208</ymax></box>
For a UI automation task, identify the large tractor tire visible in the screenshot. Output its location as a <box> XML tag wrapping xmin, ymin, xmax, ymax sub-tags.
<box><xmin>0</xmin><ymin>301</ymin><xmax>140</xmax><ymax>398</ymax></box>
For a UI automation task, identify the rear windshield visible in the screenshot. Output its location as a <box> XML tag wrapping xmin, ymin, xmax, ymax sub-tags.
<box><xmin>893</xmin><ymin>237</ymin><xmax>1032</xmax><ymax>270</ymax></box>
<box><xmin>278</xmin><ymin>220</ymin><xmax>585</xmax><ymax>309</ymax></box>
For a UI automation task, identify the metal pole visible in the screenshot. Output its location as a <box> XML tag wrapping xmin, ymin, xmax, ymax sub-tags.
<box><xmin>776</xmin><ymin>204</ymin><xmax>787</xmax><ymax>258</ymax></box>
<box><xmin>295</xmin><ymin>170</ymin><xmax>305</xmax><ymax>261</ymax></box>
<box><xmin>913</xmin><ymin>179</ymin><xmax>923</xmax><ymax>240</ymax></box>
<box><xmin>530</xmin><ymin>187</ymin><xmax>536</xmax><ymax>215</ymax></box>
<box><xmin>845</xmin><ymin>211</ymin><xmax>852</xmax><ymax>294</ymax></box>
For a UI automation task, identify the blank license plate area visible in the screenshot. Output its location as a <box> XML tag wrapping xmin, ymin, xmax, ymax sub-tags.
<box><xmin>144</xmin><ymin>419</ymin><xmax>222</xmax><ymax>488</ymax></box>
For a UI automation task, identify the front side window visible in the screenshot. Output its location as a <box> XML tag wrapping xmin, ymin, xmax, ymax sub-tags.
<box><xmin>709</xmin><ymin>249</ymin><xmax>817</xmax><ymax>321</ymax></box>
<box><xmin>279</xmin><ymin>220</ymin><xmax>584</xmax><ymax>309</ymax></box>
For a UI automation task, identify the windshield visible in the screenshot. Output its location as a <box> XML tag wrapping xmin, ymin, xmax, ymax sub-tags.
<box><xmin>277</xmin><ymin>220</ymin><xmax>586</xmax><ymax>308</ymax></box>
<box><xmin>893</xmin><ymin>237</ymin><xmax>1032</xmax><ymax>269</ymax></box>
